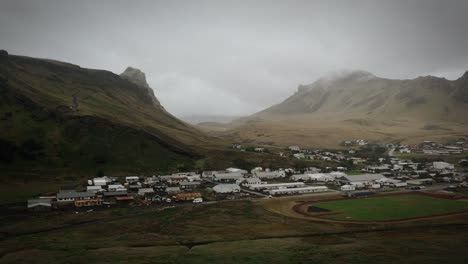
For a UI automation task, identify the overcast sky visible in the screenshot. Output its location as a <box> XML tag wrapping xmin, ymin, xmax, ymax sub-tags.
<box><xmin>1</xmin><ymin>0</ymin><xmax>467</xmax><ymax>117</ymax></box>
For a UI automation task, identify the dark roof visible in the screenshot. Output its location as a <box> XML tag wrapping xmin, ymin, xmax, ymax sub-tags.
<box><xmin>103</xmin><ymin>191</ymin><xmax>128</xmax><ymax>197</ymax></box>
<box><xmin>57</xmin><ymin>191</ymin><xmax>95</xmax><ymax>199</ymax></box>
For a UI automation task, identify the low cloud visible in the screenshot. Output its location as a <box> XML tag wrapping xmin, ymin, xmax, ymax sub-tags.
<box><xmin>1</xmin><ymin>0</ymin><xmax>467</xmax><ymax>117</ymax></box>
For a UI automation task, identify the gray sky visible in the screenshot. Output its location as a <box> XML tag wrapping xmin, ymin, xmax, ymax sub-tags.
<box><xmin>1</xmin><ymin>0</ymin><xmax>467</xmax><ymax>117</ymax></box>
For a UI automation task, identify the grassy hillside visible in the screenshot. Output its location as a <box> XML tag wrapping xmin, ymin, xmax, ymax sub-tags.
<box><xmin>0</xmin><ymin>51</ymin><xmax>207</xmax><ymax>176</ymax></box>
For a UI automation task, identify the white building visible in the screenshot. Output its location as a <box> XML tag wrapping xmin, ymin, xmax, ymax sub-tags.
<box><xmin>125</xmin><ymin>176</ymin><xmax>140</xmax><ymax>183</ymax></box>
<box><xmin>86</xmin><ymin>186</ymin><xmax>104</xmax><ymax>193</ymax></box>
<box><xmin>239</xmin><ymin>178</ymin><xmax>263</xmax><ymax>187</ymax></box>
<box><xmin>226</xmin><ymin>168</ymin><xmax>248</xmax><ymax>174</ymax></box>
<box><xmin>288</xmin><ymin>146</ymin><xmax>301</xmax><ymax>151</ymax></box>
<box><xmin>89</xmin><ymin>176</ymin><xmax>112</xmax><ymax>186</ymax></box>
<box><xmin>249</xmin><ymin>182</ymin><xmax>305</xmax><ymax>191</ymax></box>
<box><xmin>138</xmin><ymin>188</ymin><xmax>155</xmax><ymax>196</ymax></box>
<box><xmin>254</xmin><ymin>170</ymin><xmax>286</xmax><ymax>179</ymax></box>
<box><xmin>56</xmin><ymin>191</ymin><xmax>95</xmax><ymax>202</ymax></box>
<box><xmin>107</xmin><ymin>184</ymin><xmax>126</xmax><ymax>192</ymax></box>
<box><xmin>433</xmin><ymin>161</ymin><xmax>454</xmax><ymax>170</ymax></box>
<box><xmin>213</xmin><ymin>184</ymin><xmax>241</xmax><ymax>193</ymax></box>
<box><xmin>212</xmin><ymin>171</ymin><xmax>244</xmax><ymax>182</ymax></box>
<box><xmin>268</xmin><ymin>186</ymin><xmax>328</xmax><ymax>195</ymax></box>
<box><xmin>340</xmin><ymin>185</ymin><xmax>355</xmax><ymax>191</ymax></box>
<box><xmin>293</xmin><ymin>153</ymin><xmax>305</xmax><ymax>159</ymax></box>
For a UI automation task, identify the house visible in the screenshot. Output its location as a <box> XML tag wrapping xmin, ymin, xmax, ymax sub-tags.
<box><xmin>226</xmin><ymin>168</ymin><xmax>248</xmax><ymax>174</ymax></box>
<box><xmin>175</xmin><ymin>192</ymin><xmax>202</xmax><ymax>201</ymax></box>
<box><xmin>159</xmin><ymin>175</ymin><xmax>188</xmax><ymax>184</ymax></box>
<box><xmin>138</xmin><ymin>188</ymin><xmax>155</xmax><ymax>196</ymax></box>
<box><xmin>107</xmin><ymin>184</ymin><xmax>126</xmax><ymax>192</ymax></box>
<box><xmin>202</xmin><ymin>170</ymin><xmax>226</xmax><ymax>178</ymax></box>
<box><xmin>433</xmin><ymin>161</ymin><xmax>454</xmax><ymax>170</ymax></box>
<box><xmin>249</xmin><ymin>182</ymin><xmax>305</xmax><ymax>191</ymax></box>
<box><xmin>125</xmin><ymin>176</ymin><xmax>140</xmax><ymax>183</ymax></box>
<box><xmin>291</xmin><ymin>173</ymin><xmax>337</xmax><ymax>182</ymax></box>
<box><xmin>103</xmin><ymin>191</ymin><xmax>128</xmax><ymax>197</ymax></box>
<box><xmin>306</xmin><ymin>173</ymin><xmax>337</xmax><ymax>182</ymax></box>
<box><xmin>86</xmin><ymin>185</ymin><xmax>104</xmax><ymax>193</ymax></box>
<box><xmin>166</xmin><ymin>186</ymin><xmax>181</xmax><ymax>195</ymax></box>
<box><xmin>254</xmin><ymin>170</ymin><xmax>286</xmax><ymax>179</ymax></box>
<box><xmin>212</xmin><ymin>171</ymin><xmax>244</xmax><ymax>182</ymax></box>
<box><xmin>213</xmin><ymin>184</ymin><xmax>241</xmax><ymax>193</ymax></box>
<box><xmin>392</xmin><ymin>182</ymin><xmax>408</xmax><ymax>188</ymax></box>
<box><xmin>89</xmin><ymin>176</ymin><xmax>113</xmax><ymax>186</ymax></box>
<box><xmin>239</xmin><ymin>177</ymin><xmax>263</xmax><ymax>187</ymax></box>
<box><xmin>268</xmin><ymin>186</ymin><xmax>328</xmax><ymax>195</ymax></box>
<box><xmin>407</xmin><ymin>178</ymin><xmax>434</xmax><ymax>186</ymax></box>
<box><xmin>179</xmin><ymin>181</ymin><xmax>201</xmax><ymax>190</ymax></box>
<box><xmin>335</xmin><ymin>174</ymin><xmax>387</xmax><ymax>186</ymax></box>
<box><xmin>74</xmin><ymin>198</ymin><xmax>103</xmax><ymax>207</ymax></box>
<box><xmin>56</xmin><ymin>191</ymin><xmax>95</xmax><ymax>203</ymax></box>
<box><xmin>293</xmin><ymin>153</ymin><xmax>305</xmax><ymax>159</ymax></box>
<box><xmin>27</xmin><ymin>198</ymin><xmax>53</xmax><ymax>211</ymax></box>
<box><xmin>304</xmin><ymin>167</ymin><xmax>321</xmax><ymax>174</ymax></box>
<box><xmin>290</xmin><ymin>174</ymin><xmax>311</xmax><ymax>181</ymax></box>
<box><xmin>340</xmin><ymin>185</ymin><xmax>355</xmax><ymax>191</ymax></box>
<box><xmin>399</xmin><ymin>148</ymin><xmax>411</xmax><ymax>154</ymax></box>
<box><xmin>127</xmin><ymin>182</ymin><xmax>142</xmax><ymax>191</ymax></box>
<box><xmin>288</xmin><ymin>146</ymin><xmax>301</xmax><ymax>151</ymax></box>
<box><xmin>186</xmin><ymin>175</ymin><xmax>201</xmax><ymax>182</ymax></box>
<box><xmin>254</xmin><ymin>147</ymin><xmax>265</xmax><ymax>152</ymax></box>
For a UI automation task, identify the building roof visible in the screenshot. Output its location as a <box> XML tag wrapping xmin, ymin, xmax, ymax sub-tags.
<box><xmin>250</xmin><ymin>182</ymin><xmax>305</xmax><ymax>189</ymax></box>
<box><xmin>115</xmin><ymin>196</ymin><xmax>134</xmax><ymax>201</ymax></box>
<box><xmin>137</xmin><ymin>188</ymin><xmax>155</xmax><ymax>195</ymax></box>
<box><xmin>339</xmin><ymin>174</ymin><xmax>386</xmax><ymax>182</ymax></box>
<box><xmin>57</xmin><ymin>191</ymin><xmax>95</xmax><ymax>199</ymax></box>
<box><xmin>27</xmin><ymin>198</ymin><xmax>52</xmax><ymax>207</ymax></box>
<box><xmin>213</xmin><ymin>184</ymin><xmax>240</xmax><ymax>193</ymax></box>
<box><xmin>179</xmin><ymin>181</ymin><xmax>201</xmax><ymax>186</ymax></box>
<box><xmin>269</xmin><ymin>186</ymin><xmax>328</xmax><ymax>194</ymax></box>
<box><xmin>103</xmin><ymin>191</ymin><xmax>128</xmax><ymax>197</ymax></box>
<box><xmin>244</xmin><ymin>178</ymin><xmax>262</xmax><ymax>183</ymax></box>
<box><xmin>166</xmin><ymin>187</ymin><xmax>181</xmax><ymax>192</ymax></box>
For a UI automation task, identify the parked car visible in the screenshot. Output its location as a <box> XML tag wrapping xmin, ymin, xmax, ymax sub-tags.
<box><xmin>193</xmin><ymin>198</ymin><xmax>203</xmax><ymax>203</ymax></box>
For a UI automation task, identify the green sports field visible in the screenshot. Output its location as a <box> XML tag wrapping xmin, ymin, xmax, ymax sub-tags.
<box><xmin>312</xmin><ymin>194</ymin><xmax>468</xmax><ymax>221</ymax></box>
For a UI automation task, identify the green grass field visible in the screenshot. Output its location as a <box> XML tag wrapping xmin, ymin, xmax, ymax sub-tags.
<box><xmin>313</xmin><ymin>194</ymin><xmax>468</xmax><ymax>221</ymax></box>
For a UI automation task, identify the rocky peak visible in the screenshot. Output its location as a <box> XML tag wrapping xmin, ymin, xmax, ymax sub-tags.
<box><xmin>120</xmin><ymin>67</ymin><xmax>150</xmax><ymax>88</ymax></box>
<box><xmin>120</xmin><ymin>67</ymin><xmax>160</xmax><ymax>106</ymax></box>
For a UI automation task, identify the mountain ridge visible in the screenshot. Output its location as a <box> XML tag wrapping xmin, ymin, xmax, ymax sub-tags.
<box><xmin>0</xmin><ymin>50</ymin><xmax>207</xmax><ymax>175</ymax></box>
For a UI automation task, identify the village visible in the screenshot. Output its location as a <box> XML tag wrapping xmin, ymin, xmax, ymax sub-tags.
<box><xmin>26</xmin><ymin>137</ymin><xmax>468</xmax><ymax>212</ymax></box>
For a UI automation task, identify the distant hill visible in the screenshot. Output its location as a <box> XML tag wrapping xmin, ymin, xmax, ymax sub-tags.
<box><xmin>0</xmin><ymin>50</ymin><xmax>209</xmax><ymax>176</ymax></box>
<box><xmin>181</xmin><ymin>115</ymin><xmax>242</xmax><ymax>125</ymax></box>
<box><xmin>249</xmin><ymin>70</ymin><xmax>468</xmax><ymax>122</ymax></box>
<box><xmin>229</xmin><ymin>70</ymin><xmax>468</xmax><ymax>147</ymax></box>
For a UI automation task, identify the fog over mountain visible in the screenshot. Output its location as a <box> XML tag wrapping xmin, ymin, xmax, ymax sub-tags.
<box><xmin>1</xmin><ymin>0</ymin><xmax>467</xmax><ymax>117</ymax></box>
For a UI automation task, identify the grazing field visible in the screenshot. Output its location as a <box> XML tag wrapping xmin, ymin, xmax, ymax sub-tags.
<box><xmin>1</xmin><ymin>199</ymin><xmax>468</xmax><ymax>263</ymax></box>
<box><xmin>310</xmin><ymin>194</ymin><xmax>468</xmax><ymax>221</ymax></box>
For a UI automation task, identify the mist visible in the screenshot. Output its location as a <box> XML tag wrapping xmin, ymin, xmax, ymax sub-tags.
<box><xmin>1</xmin><ymin>0</ymin><xmax>467</xmax><ymax>117</ymax></box>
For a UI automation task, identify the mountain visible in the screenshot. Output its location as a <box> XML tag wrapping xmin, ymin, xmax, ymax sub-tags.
<box><xmin>229</xmin><ymin>70</ymin><xmax>468</xmax><ymax>147</ymax></box>
<box><xmin>0</xmin><ymin>50</ymin><xmax>209</xmax><ymax>176</ymax></box>
<box><xmin>120</xmin><ymin>66</ymin><xmax>161</xmax><ymax>106</ymax></box>
<box><xmin>255</xmin><ymin>70</ymin><xmax>468</xmax><ymax>122</ymax></box>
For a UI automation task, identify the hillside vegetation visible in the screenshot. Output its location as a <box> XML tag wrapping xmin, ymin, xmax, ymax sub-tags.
<box><xmin>0</xmin><ymin>51</ymin><xmax>210</xmax><ymax>177</ymax></box>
